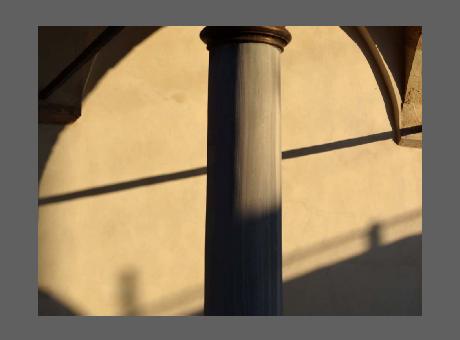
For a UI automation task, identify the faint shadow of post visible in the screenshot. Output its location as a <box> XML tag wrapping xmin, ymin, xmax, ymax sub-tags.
<box><xmin>120</xmin><ymin>270</ymin><xmax>140</xmax><ymax>316</ymax></box>
<box><xmin>368</xmin><ymin>223</ymin><xmax>382</xmax><ymax>249</ymax></box>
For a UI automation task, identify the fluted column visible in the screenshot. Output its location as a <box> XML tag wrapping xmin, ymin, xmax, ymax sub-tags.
<box><xmin>201</xmin><ymin>26</ymin><xmax>291</xmax><ymax>315</ymax></box>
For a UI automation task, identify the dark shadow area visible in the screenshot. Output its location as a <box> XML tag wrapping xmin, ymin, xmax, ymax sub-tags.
<box><xmin>38</xmin><ymin>125</ymin><xmax>421</xmax><ymax>206</ymax></box>
<box><xmin>38</xmin><ymin>289</ymin><xmax>79</xmax><ymax>316</ymax></box>
<box><xmin>39</xmin><ymin>27</ymin><xmax>123</xmax><ymax>100</ymax></box>
<box><xmin>39</xmin><ymin>27</ymin><xmax>105</xmax><ymax>97</ymax></box>
<box><xmin>38</xmin><ymin>125</ymin><xmax>65</xmax><ymax>181</ymax></box>
<box><xmin>192</xmin><ymin>210</ymin><xmax>421</xmax><ymax>316</ymax></box>
<box><xmin>39</xmin><ymin>26</ymin><xmax>161</xmax><ymax>103</ymax></box>
<box><xmin>39</xmin><ymin>27</ymin><xmax>107</xmax><ymax>124</ymax></box>
<box><xmin>190</xmin><ymin>231</ymin><xmax>421</xmax><ymax>316</ymax></box>
<box><xmin>283</xmin><ymin>210</ymin><xmax>422</xmax><ymax>316</ymax></box>
<box><xmin>283</xmin><ymin>232</ymin><xmax>421</xmax><ymax>315</ymax></box>
<box><xmin>340</xmin><ymin>26</ymin><xmax>397</xmax><ymax>139</ymax></box>
<box><xmin>403</xmin><ymin>27</ymin><xmax>422</xmax><ymax>95</ymax></box>
<box><xmin>365</xmin><ymin>26</ymin><xmax>405</xmax><ymax>99</ymax></box>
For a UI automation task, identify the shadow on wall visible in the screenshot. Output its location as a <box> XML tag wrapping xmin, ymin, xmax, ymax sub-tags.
<box><xmin>38</xmin><ymin>27</ymin><xmax>162</xmax><ymax>184</ymax></box>
<box><xmin>340</xmin><ymin>26</ymin><xmax>400</xmax><ymax>140</ymax></box>
<box><xmin>196</xmin><ymin>223</ymin><xmax>421</xmax><ymax>316</ymax></box>
<box><xmin>38</xmin><ymin>289</ymin><xmax>79</xmax><ymax>316</ymax></box>
<box><xmin>283</xmin><ymin>229</ymin><xmax>421</xmax><ymax>315</ymax></box>
<box><xmin>39</xmin><ymin>26</ymin><xmax>404</xmax><ymax>184</ymax></box>
<box><xmin>38</xmin><ymin>26</ymin><xmax>409</xmax><ymax>194</ymax></box>
<box><xmin>119</xmin><ymin>270</ymin><xmax>142</xmax><ymax>316</ymax></box>
<box><xmin>37</xmin><ymin>127</ymin><xmax>422</xmax><ymax>206</ymax></box>
<box><xmin>82</xmin><ymin>26</ymin><xmax>161</xmax><ymax>98</ymax></box>
<box><xmin>38</xmin><ymin>216</ymin><xmax>421</xmax><ymax>316</ymax></box>
<box><xmin>38</xmin><ymin>27</ymin><xmax>420</xmax><ymax>316</ymax></box>
<box><xmin>38</xmin><ymin>124</ymin><xmax>65</xmax><ymax>181</ymax></box>
<box><xmin>364</xmin><ymin>26</ymin><xmax>405</xmax><ymax>99</ymax></box>
<box><xmin>190</xmin><ymin>232</ymin><xmax>421</xmax><ymax>316</ymax></box>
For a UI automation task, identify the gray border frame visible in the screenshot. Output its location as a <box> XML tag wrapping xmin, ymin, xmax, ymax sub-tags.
<box><xmin>1</xmin><ymin>0</ymin><xmax>456</xmax><ymax>337</ymax></box>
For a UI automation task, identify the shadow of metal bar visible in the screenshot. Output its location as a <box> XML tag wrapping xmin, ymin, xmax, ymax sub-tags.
<box><xmin>38</xmin><ymin>126</ymin><xmax>421</xmax><ymax>206</ymax></box>
<box><xmin>38</xmin><ymin>167</ymin><xmax>207</xmax><ymax>205</ymax></box>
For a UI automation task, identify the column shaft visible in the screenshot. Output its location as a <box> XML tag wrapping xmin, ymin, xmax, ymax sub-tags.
<box><xmin>205</xmin><ymin>42</ymin><xmax>282</xmax><ymax>315</ymax></box>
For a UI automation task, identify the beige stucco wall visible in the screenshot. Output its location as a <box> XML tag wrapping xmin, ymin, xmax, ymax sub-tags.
<box><xmin>38</xmin><ymin>26</ymin><xmax>422</xmax><ymax>315</ymax></box>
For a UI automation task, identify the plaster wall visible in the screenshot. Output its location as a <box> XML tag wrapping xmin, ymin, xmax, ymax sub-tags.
<box><xmin>38</xmin><ymin>26</ymin><xmax>422</xmax><ymax>315</ymax></box>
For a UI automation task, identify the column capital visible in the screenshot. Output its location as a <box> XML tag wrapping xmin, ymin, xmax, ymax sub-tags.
<box><xmin>200</xmin><ymin>26</ymin><xmax>292</xmax><ymax>52</ymax></box>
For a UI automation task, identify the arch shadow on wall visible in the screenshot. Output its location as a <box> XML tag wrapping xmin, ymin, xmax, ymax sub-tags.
<box><xmin>39</xmin><ymin>26</ymin><xmax>405</xmax><ymax>183</ymax></box>
<box><xmin>38</xmin><ymin>27</ymin><xmax>162</xmax><ymax>183</ymax></box>
<box><xmin>340</xmin><ymin>26</ymin><xmax>403</xmax><ymax>141</ymax></box>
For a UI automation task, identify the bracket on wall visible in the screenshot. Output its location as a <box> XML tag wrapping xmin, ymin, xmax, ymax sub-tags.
<box><xmin>399</xmin><ymin>26</ymin><xmax>422</xmax><ymax>148</ymax></box>
<box><xmin>38</xmin><ymin>101</ymin><xmax>81</xmax><ymax>124</ymax></box>
<box><xmin>38</xmin><ymin>27</ymin><xmax>124</xmax><ymax>124</ymax></box>
<box><xmin>358</xmin><ymin>26</ymin><xmax>422</xmax><ymax>148</ymax></box>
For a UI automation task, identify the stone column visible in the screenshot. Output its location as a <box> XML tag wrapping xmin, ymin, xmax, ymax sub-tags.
<box><xmin>200</xmin><ymin>26</ymin><xmax>291</xmax><ymax>315</ymax></box>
